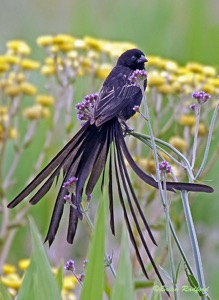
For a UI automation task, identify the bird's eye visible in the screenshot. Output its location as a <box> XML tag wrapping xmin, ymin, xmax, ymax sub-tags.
<box><xmin>131</xmin><ymin>55</ymin><xmax>136</xmax><ymax>61</ymax></box>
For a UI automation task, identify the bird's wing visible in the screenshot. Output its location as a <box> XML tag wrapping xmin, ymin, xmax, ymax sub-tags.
<box><xmin>94</xmin><ymin>66</ymin><xmax>141</xmax><ymax>126</ymax></box>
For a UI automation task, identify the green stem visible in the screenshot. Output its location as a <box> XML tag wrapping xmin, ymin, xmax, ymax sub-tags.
<box><xmin>181</xmin><ymin>191</ymin><xmax>208</xmax><ymax>299</ymax></box>
<box><xmin>191</xmin><ymin>104</ymin><xmax>201</xmax><ymax>169</ymax></box>
<box><xmin>162</xmin><ymin>175</ymin><xmax>178</xmax><ymax>300</ymax></box>
<box><xmin>140</xmin><ymin>86</ymin><xmax>178</xmax><ymax>298</ymax></box>
<box><xmin>195</xmin><ymin>100</ymin><xmax>219</xmax><ymax>179</ymax></box>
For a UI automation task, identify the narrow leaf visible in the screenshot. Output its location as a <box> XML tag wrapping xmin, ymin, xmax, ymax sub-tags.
<box><xmin>80</xmin><ymin>197</ymin><xmax>106</xmax><ymax>300</ymax></box>
<box><xmin>17</xmin><ymin>217</ymin><xmax>61</xmax><ymax>300</ymax></box>
<box><xmin>111</xmin><ymin>226</ymin><xmax>134</xmax><ymax>300</ymax></box>
<box><xmin>0</xmin><ymin>278</ymin><xmax>12</xmax><ymax>300</ymax></box>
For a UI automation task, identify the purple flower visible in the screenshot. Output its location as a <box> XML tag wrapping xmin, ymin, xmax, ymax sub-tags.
<box><xmin>75</xmin><ymin>93</ymin><xmax>99</xmax><ymax>122</ymax></box>
<box><xmin>189</xmin><ymin>103</ymin><xmax>196</xmax><ymax>112</ymax></box>
<box><xmin>62</xmin><ymin>177</ymin><xmax>78</xmax><ymax>194</ymax></box>
<box><xmin>63</xmin><ymin>193</ymin><xmax>71</xmax><ymax>203</ymax></box>
<box><xmin>65</xmin><ymin>259</ymin><xmax>75</xmax><ymax>272</ymax></box>
<box><xmin>159</xmin><ymin>161</ymin><xmax>172</xmax><ymax>174</ymax></box>
<box><xmin>62</xmin><ymin>176</ymin><xmax>78</xmax><ymax>188</ymax></box>
<box><xmin>129</xmin><ymin>69</ymin><xmax>147</xmax><ymax>85</ymax></box>
<box><xmin>192</xmin><ymin>91</ymin><xmax>211</xmax><ymax>104</ymax></box>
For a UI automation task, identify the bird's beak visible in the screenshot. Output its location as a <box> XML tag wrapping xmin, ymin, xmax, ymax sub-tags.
<box><xmin>137</xmin><ymin>55</ymin><xmax>148</xmax><ymax>64</ymax></box>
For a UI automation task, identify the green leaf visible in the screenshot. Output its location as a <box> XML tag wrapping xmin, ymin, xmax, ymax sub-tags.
<box><xmin>17</xmin><ymin>217</ymin><xmax>61</xmax><ymax>300</ymax></box>
<box><xmin>0</xmin><ymin>278</ymin><xmax>12</xmax><ymax>300</ymax></box>
<box><xmin>80</xmin><ymin>197</ymin><xmax>106</xmax><ymax>300</ymax></box>
<box><xmin>174</xmin><ymin>260</ymin><xmax>182</xmax><ymax>284</ymax></box>
<box><xmin>111</xmin><ymin>226</ymin><xmax>134</xmax><ymax>300</ymax></box>
<box><xmin>55</xmin><ymin>261</ymin><xmax>64</xmax><ymax>291</ymax></box>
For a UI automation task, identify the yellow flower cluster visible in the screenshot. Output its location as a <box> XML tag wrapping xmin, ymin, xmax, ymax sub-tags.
<box><xmin>146</xmin><ymin>56</ymin><xmax>219</xmax><ymax>96</ymax></box>
<box><xmin>37</xmin><ymin>34</ymin><xmax>137</xmax><ymax>79</ymax></box>
<box><xmin>1</xmin><ymin>259</ymin><xmax>77</xmax><ymax>299</ymax></box>
<box><xmin>0</xmin><ymin>40</ymin><xmax>39</xmax><ymax>98</ymax></box>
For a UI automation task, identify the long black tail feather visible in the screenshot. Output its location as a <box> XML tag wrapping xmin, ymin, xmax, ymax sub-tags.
<box><xmin>8</xmin><ymin>118</ymin><xmax>213</xmax><ymax>290</ymax></box>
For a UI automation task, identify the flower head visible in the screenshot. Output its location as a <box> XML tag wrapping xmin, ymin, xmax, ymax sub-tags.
<box><xmin>65</xmin><ymin>260</ymin><xmax>75</xmax><ymax>272</ymax></box>
<box><xmin>192</xmin><ymin>90</ymin><xmax>211</xmax><ymax>104</ymax></box>
<box><xmin>76</xmin><ymin>93</ymin><xmax>98</xmax><ymax>123</ymax></box>
<box><xmin>189</xmin><ymin>103</ymin><xmax>196</xmax><ymax>112</ymax></box>
<box><xmin>62</xmin><ymin>177</ymin><xmax>78</xmax><ymax>194</ymax></box>
<box><xmin>129</xmin><ymin>69</ymin><xmax>147</xmax><ymax>86</ymax></box>
<box><xmin>159</xmin><ymin>161</ymin><xmax>172</xmax><ymax>174</ymax></box>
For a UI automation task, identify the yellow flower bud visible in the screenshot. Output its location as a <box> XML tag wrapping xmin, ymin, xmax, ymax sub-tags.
<box><xmin>20</xmin><ymin>59</ymin><xmax>40</xmax><ymax>70</ymax></box>
<box><xmin>146</xmin><ymin>56</ymin><xmax>163</xmax><ymax>67</ymax></box>
<box><xmin>171</xmin><ymin>81</ymin><xmax>181</xmax><ymax>93</ymax></box>
<box><xmin>20</xmin><ymin>82</ymin><xmax>37</xmax><ymax>96</ymax></box>
<box><xmin>36</xmin><ymin>94</ymin><xmax>54</xmax><ymax>106</ymax></box>
<box><xmin>169</xmin><ymin>136</ymin><xmax>187</xmax><ymax>151</ymax></box>
<box><xmin>84</xmin><ymin>36</ymin><xmax>104</xmax><ymax>51</ymax></box>
<box><xmin>1</xmin><ymin>273</ymin><xmax>22</xmax><ymax>289</ymax></box>
<box><xmin>41</xmin><ymin>65</ymin><xmax>56</xmax><ymax>76</ymax></box>
<box><xmin>177</xmin><ymin>67</ymin><xmax>189</xmax><ymax>75</ymax></box>
<box><xmin>37</xmin><ymin>35</ymin><xmax>54</xmax><ymax>47</ymax></box>
<box><xmin>147</xmin><ymin>72</ymin><xmax>166</xmax><ymax>87</ymax></box>
<box><xmin>63</xmin><ymin>275</ymin><xmax>78</xmax><ymax>290</ymax></box>
<box><xmin>95</xmin><ymin>63</ymin><xmax>112</xmax><ymax>80</ymax></box>
<box><xmin>4</xmin><ymin>85</ymin><xmax>21</xmax><ymax>97</ymax></box>
<box><xmin>5</xmin><ymin>54</ymin><xmax>20</xmax><ymax>65</ymax></box>
<box><xmin>6</xmin><ymin>40</ymin><xmax>31</xmax><ymax>55</ymax></box>
<box><xmin>186</xmin><ymin>62</ymin><xmax>203</xmax><ymax>73</ymax></box>
<box><xmin>73</xmin><ymin>39</ymin><xmax>87</xmax><ymax>49</ymax></box>
<box><xmin>18</xmin><ymin>259</ymin><xmax>30</xmax><ymax>271</ymax></box>
<box><xmin>191</xmin><ymin>123</ymin><xmax>207</xmax><ymax>136</ymax></box>
<box><xmin>0</xmin><ymin>59</ymin><xmax>9</xmax><ymax>72</ymax></box>
<box><xmin>164</xmin><ymin>60</ymin><xmax>178</xmax><ymax>73</ymax></box>
<box><xmin>9</xmin><ymin>127</ymin><xmax>18</xmax><ymax>139</ymax></box>
<box><xmin>146</xmin><ymin>160</ymin><xmax>156</xmax><ymax>174</ymax></box>
<box><xmin>58</xmin><ymin>43</ymin><xmax>74</xmax><ymax>52</ymax></box>
<box><xmin>53</xmin><ymin>34</ymin><xmax>75</xmax><ymax>45</ymax></box>
<box><xmin>202</xmin><ymin>66</ymin><xmax>217</xmax><ymax>77</ymax></box>
<box><xmin>179</xmin><ymin>115</ymin><xmax>196</xmax><ymax>127</ymax></box>
<box><xmin>23</xmin><ymin>104</ymin><xmax>50</xmax><ymax>119</ymax></box>
<box><xmin>177</xmin><ymin>73</ymin><xmax>194</xmax><ymax>85</ymax></box>
<box><xmin>2</xmin><ymin>264</ymin><xmax>16</xmax><ymax>275</ymax></box>
<box><xmin>157</xmin><ymin>83</ymin><xmax>174</xmax><ymax>95</ymax></box>
<box><xmin>67</xmin><ymin>50</ymin><xmax>79</xmax><ymax>60</ymax></box>
<box><xmin>208</xmin><ymin>77</ymin><xmax>219</xmax><ymax>88</ymax></box>
<box><xmin>202</xmin><ymin>83</ymin><xmax>215</xmax><ymax>94</ymax></box>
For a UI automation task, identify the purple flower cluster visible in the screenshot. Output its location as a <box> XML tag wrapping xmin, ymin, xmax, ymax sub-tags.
<box><xmin>62</xmin><ymin>176</ymin><xmax>78</xmax><ymax>188</ymax></box>
<box><xmin>65</xmin><ymin>259</ymin><xmax>75</xmax><ymax>272</ymax></box>
<box><xmin>129</xmin><ymin>69</ymin><xmax>147</xmax><ymax>85</ymax></box>
<box><xmin>62</xmin><ymin>176</ymin><xmax>78</xmax><ymax>196</ymax></box>
<box><xmin>75</xmin><ymin>93</ymin><xmax>98</xmax><ymax>122</ymax></box>
<box><xmin>159</xmin><ymin>161</ymin><xmax>172</xmax><ymax>174</ymax></box>
<box><xmin>192</xmin><ymin>91</ymin><xmax>211</xmax><ymax>104</ymax></box>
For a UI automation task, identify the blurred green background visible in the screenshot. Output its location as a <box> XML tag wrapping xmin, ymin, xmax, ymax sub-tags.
<box><xmin>0</xmin><ymin>0</ymin><xmax>219</xmax><ymax>65</ymax></box>
<box><xmin>1</xmin><ymin>0</ymin><xmax>219</xmax><ymax>298</ymax></box>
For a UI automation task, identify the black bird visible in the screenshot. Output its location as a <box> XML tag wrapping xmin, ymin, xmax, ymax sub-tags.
<box><xmin>8</xmin><ymin>49</ymin><xmax>213</xmax><ymax>289</ymax></box>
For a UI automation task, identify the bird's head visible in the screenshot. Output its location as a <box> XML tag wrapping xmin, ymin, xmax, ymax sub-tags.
<box><xmin>117</xmin><ymin>48</ymin><xmax>148</xmax><ymax>70</ymax></box>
